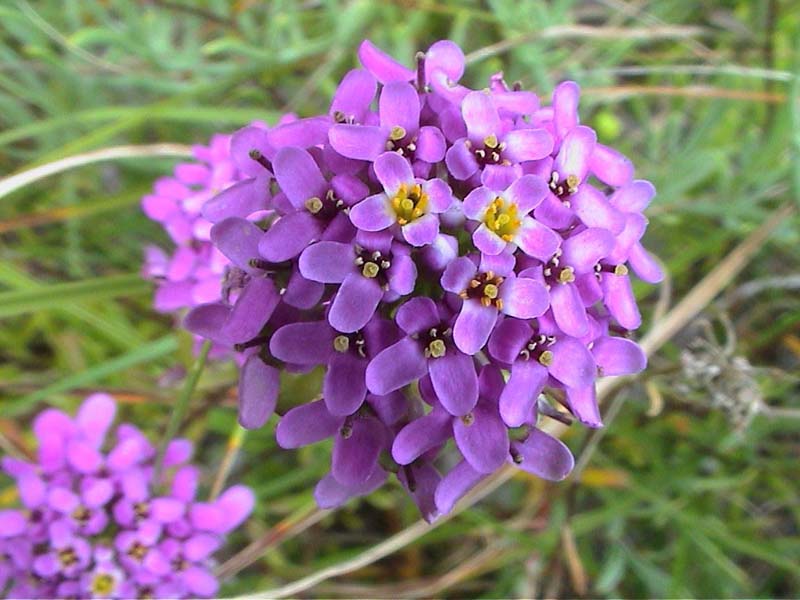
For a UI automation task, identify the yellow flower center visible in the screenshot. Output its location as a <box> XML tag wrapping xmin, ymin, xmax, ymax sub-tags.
<box><xmin>91</xmin><ymin>574</ymin><xmax>115</xmax><ymax>596</ymax></box>
<box><xmin>58</xmin><ymin>548</ymin><xmax>78</xmax><ymax>568</ymax></box>
<box><xmin>391</xmin><ymin>182</ymin><xmax>429</xmax><ymax>226</ymax></box>
<box><xmin>459</xmin><ymin>271</ymin><xmax>505</xmax><ymax>310</ymax></box>
<box><xmin>483</xmin><ymin>197</ymin><xmax>521</xmax><ymax>242</ymax></box>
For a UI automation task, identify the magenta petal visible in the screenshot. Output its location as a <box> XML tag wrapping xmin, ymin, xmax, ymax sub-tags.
<box><xmin>504</xmin><ymin>174</ymin><xmax>549</xmax><ymax>214</ymax></box>
<box><xmin>259</xmin><ymin>210</ymin><xmax>323</xmax><ymax>262</ymax></box>
<box><xmin>395</xmin><ymin>297</ymin><xmax>440</xmax><ymax>335</ymax></box>
<box><xmin>164</xmin><ymin>439</ymin><xmax>192</xmax><ymax>467</ymax></box>
<box><xmin>554</xmin><ymin>125</ymin><xmax>596</xmax><ymax>182</ymax></box>
<box><xmin>82</xmin><ymin>478</ymin><xmax>113</xmax><ymax>508</ymax></box>
<box><xmin>454</xmin><ymin>402</ymin><xmax>510</xmax><ymax>474</ymax></box>
<box><xmin>215</xmin><ymin>485</ymin><xmax>255</xmax><ymax>532</ymax></box>
<box><xmin>273</xmin><ymin>147</ymin><xmax>328</xmax><ymax>209</ymax></box>
<box><xmin>331</xmin><ymin>68</ymin><xmax>376</xmax><ymax>122</ymax></box>
<box><xmin>562</xmin><ymin>227</ymin><xmax>615</xmax><ymax>274</ymax></box>
<box><xmin>600</xmin><ymin>272</ymin><xmax>641</xmax><ymax>330</ymax></box>
<box><xmin>500</xmin><ymin>277</ymin><xmax>549</xmax><ymax>319</ymax></box>
<box><xmin>231</xmin><ymin>125</ymin><xmax>272</xmax><ymax>177</ymax></box>
<box><xmin>503</xmin><ymin>128</ymin><xmax>553</xmax><ymax>163</ymax></box>
<box><xmin>426</xmin><ymin>40</ymin><xmax>465</xmax><ymax>82</ymax></box>
<box><xmin>358</xmin><ymin>40</ymin><xmax>415</xmax><ymax>83</ymax></box>
<box><xmin>66</xmin><ymin>440</ymin><xmax>102</xmax><ymax>474</ymax></box>
<box><xmin>462</xmin><ymin>91</ymin><xmax>501</xmax><ymax>141</ymax></box>
<box><xmin>221</xmin><ymin>277</ymin><xmax>279</xmax><ymax>344</ymax></box>
<box><xmin>402</xmin><ymin>213</ymin><xmax>439</xmax><ymax>246</ymax></box>
<box><xmin>184</xmin><ymin>566</ymin><xmax>219</xmax><ymax>597</ymax></box>
<box><xmin>629</xmin><ymin>242</ymin><xmax>664</xmax><ymax>284</ymax></box>
<box><xmin>283</xmin><ymin>267</ymin><xmax>325</xmax><ymax>309</ymax></box>
<box><xmin>571</xmin><ymin>186</ymin><xmax>626</xmax><ymax>235</ymax></box>
<box><xmin>511</xmin><ymin>429</ymin><xmax>574</xmax><ymax>480</ymax></box>
<box><xmin>184</xmin><ymin>534</ymin><xmax>221</xmax><ymax>562</ymax></box>
<box><xmin>48</xmin><ymin>487</ymin><xmax>79</xmax><ymax>513</ymax></box>
<box><xmin>592</xmin><ymin>336</ymin><xmax>646</xmax><ymax>376</ymax></box>
<box><xmin>566</xmin><ymin>385</ymin><xmax>602</xmax><ymax>427</ymax></box>
<box><xmin>324</xmin><ymin>352</ymin><xmax>368</xmax><ymax>416</ymax></box>
<box><xmin>18</xmin><ymin>475</ymin><xmax>46</xmax><ymax>508</ymax></box>
<box><xmin>415</xmin><ymin>126</ymin><xmax>446</xmax><ymax>163</ymax></box>
<box><xmin>435</xmin><ymin>460</ymin><xmax>486</xmax><ymax>515</ymax></box>
<box><xmin>379</xmin><ymin>81</ymin><xmax>420</xmax><ymax>134</ymax></box>
<box><xmin>387</xmin><ymin>253</ymin><xmax>417</xmax><ymax>296</ymax></box>
<box><xmin>429</xmin><ymin>351</ymin><xmax>479</xmax><ymax>416</ymax></box>
<box><xmin>590</xmin><ymin>143</ymin><xmax>634</xmax><ymax>186</ymax></box>
<box><xmin>550</xmin><ymin>283</ymin><xmax>589</xmax><ymax>337</ymax></box>
<box><xmin>75</xmin><ymin>393</ymin><xmax>116</xmax><ymax>449</ymax></box>
<box><xmin>402</xmin><ymin>463</ymin><xmax>441</xmax><ymax>523</ymax></box>
<box><xmin>202</xmin><ymin>177</ymin><xmax>269</xmax><ymax>223</ymax></box>
<box><xmin>463</xmin><ymin>186</ymin><xmax>495</xmax><ymax>220</ymax></box>
<box><xmin>276</xmin><ymin>400</ymin><xmax>343</xmax><ymax>448</ymax></box>
<box><xmin>374</xmin><ymin>151</ymin><xmax>414</xmax><ymax>195</ymax></box>
<box><xmin>488</xmin><ymin>318</ymin><xmax>531</xmax><ymax>364</ymax></box>
<box><xmin>270</xmin><ymin>321</ymin><xmax>334</xmax><ymax>365</ymax></box>
<box><xmin>472</xmin><ymin>224</ymin><xmax>508</xmax><ymax>256</ymax></box>
<box><xmin>550</xmin><ymin>337</ymin><xmax>596</xmax><ymax>388</ymax></box>
<box><xmin>238</xmin><ymin>356</ymin><xmax>279</xmax><ymax>429</ymax></box>
<box><xmin>499</xmin><ymin>361</ymin><xmax>547</xmax><ymax>427</ymax></box>
<box><xmin>267</xmin><ymin>116</ymin><xmax>330</xmax><ymax>150</ymax></box>
<box><xmin>553</xmin><ymin>80</ymin><xmax>580</xmax><ymax>139</ymax></box>
<box><xmin>151</xmin><ymin>497</ymin><xmax>185</xmax><ymax>523</ymax></box>
<box><xmin>329</xmin><ymin>124</ymin><xmax>387</xmax><ymax>161</ymax></box>
<box><xmin>610</xmin><ymin>180</ymin><xmax>655</xmax><ymax>213</ymax></box>
<box><xmin>349</xmin><ymin>193</ymin><xmax>395</xmax><ymax>232</ymax></box>
<box><xmin>298</xmin><ymin>241</ymin><xmax>354</xmax><ymax>283</ymax></box>
<box><xmin>314</xmin><ymin>467</ymin><xmax>387</xmax><ymax>508</ymax></box>
<box><xmin>392</xmin><ymin>411</ymin><xmax>452</xmax><ymax>465</ymax></box>
<box><xmin>534</xmin><ymin>192</ymin><xmax>575</xmax><ymax>230</ymax></box>
<box><xmin>453</xmin><ymin>301</ymin><xmax>498</xmax><ymax>355</ymax></box>
<box><xmin>441</xmin><ymin>256</ymin><xmax>478</xmax><ymax>293</ymax></box>
<box><xmin>422</xmin><ymin>178</ymin><xmax>453</xmax><ymax>213</ymax></box>
<box><xmin>0</xmin><ymin>510</ymin><xmax>26</xmax><ymax>537</ymax></box>
<box><xmin>184</xmin><ymin>303</ymin><xmax>230</xmax><ymax>344</ymax></box>
<box><xmin>366</xmin><ymin>338</ymin><xmax>427</xmax><ymax>395</ymax></box>
<box><xmin>329</xmin><ymin>273</ymin><xmax>383</xmax><ymax>333</ymax></box>
<box><xmin>332</xmin><ymin>417</ymin><xmax>385</xmax><ymax>486</ymax></box>
<box><xmin>210</xmin><ymin>217</ymin><xmax>263</xmax><ymax>274</ymax></box>
<box><xmin>445</xmin><ymin>140</ymin><xmax>479</xmax><ymax>180</ymax></box>
<box><xmin>515</xmin><ymin>218</ymin><xmax>560</xmax><ymax>261</ymax></box>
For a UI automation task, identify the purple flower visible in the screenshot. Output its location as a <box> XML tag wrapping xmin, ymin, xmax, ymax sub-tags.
<box><xmin>170</xmin><ymin>40</ymin><xmax>662</xmax><ymax>520</ymax></box>
<box><xmin>330</xmin><ymin>80</ymin><xmax>446</xmax><ymax>166</ymax></box>
<box><xmin>442</xmin><ymin>253</ymin><xmax>549</xmax><ymax>355</ymax></box>
<box><xmin>0</xmin><ymin>394</ymin><xmax>254</xmax><ymax>599</ymax></box>
<box><xmin>463</xmin><ymin>175</ymin><xmax>560</xmax><ymax>259</ymax></box>
<box><xmin>349</xmin><ymin>151</ymin><xmax>454</xmax><ymax>246</ymax></box>
<box><xmin>299</xmin><ymin>230</ymin><xmax>417</xmax><ymax>332</ymax></box>
<box><xmin>445</xmin><ymin>91</ymin><xmax>552</xmax><ymax>184</ymax></box>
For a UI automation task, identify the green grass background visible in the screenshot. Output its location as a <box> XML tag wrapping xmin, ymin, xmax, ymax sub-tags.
<box><xmin>1</xmin><ymin>1</ymin><xmax>799</xmax><ymax>597</ymax></box>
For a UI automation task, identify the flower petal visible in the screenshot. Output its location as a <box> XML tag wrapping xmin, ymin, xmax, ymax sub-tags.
<box><xmin>592</xmin><ymin>336</ymin><xmax>646</xmax><ymax>376</ymax></box>
<box><xmin>349</xmin><ymin>193</ymin><xmax>395</xmax><ymax>232</ymax></box>
<box><xmin>441</xmin><ymin>256</ymin><xmax>478</xmax><ymax>293</ymax></box>
<box><xmin>258</xmin><ymin>210</ymin><xmax>323</xmax><ymax>262</ymax></box>
<box><xmin>510</xmin><ymin>429</ymin><xmax>574</xmax><ymax>480</ymax></box>
<box><xmin>550</xmin><ymin>337</ymin><xmax>596</xmax><ymax>388</ymax></box>
<box><xmin>358</xmin><ymin>39</ymin><xmax>414</xmax><ymax>83</ymax></box>
<box><xmin>329</xmin><ymin>273</ymin><xmax>383</xmax><ymax>333</ymax></box>
<box><xmin>561</xmin><ymin>227</ymin><xmax>616</xmax><ymax>274</ymax></box>
<box><xmin>75</xmin><ymin>393</ymin><xmax>116</xmax><ymax>449</ymax></box>
<box><xmin>550</xmin><ymin>283</ymin><xmax>589</xmax><ymax>337</ymax></box>
<box><xmin>453</xmin><ymin>301</ymin><xmax>497</xmax><ymax>355</ymax></box>
<box><xmin>553</xmin><ymin>80</ymin><xmax>580</xmax><ymax>139</ymax></box>
<box><xmin>553</xmin><ymin>125</ymin><xmax>596</xmax><ymax>182</ymax></box>
<box><xmin>329</xmin><ymin>124</ymin><xmax>386</xmax><ymax>161</ymax></box>
<box><xmin>415</xmin><ymin>126</ymin><xmax>446</xmax><ymax>163</ymax></box>
<box><xmin>298</xmin><ymin>241</ymin><xmax>354</xmax><ymax>283</ymax></box>
<box><xmin>392</xmin><ymin>410</ymin><xmax>452</xmax><ymax>465</ymax></box>
<box><xmin>323</xmin><ymin>352</ymin><xmax>368</xmax><ymax>416</ymax></box>
<box><xmin>462</xmin><ymin>91</ymin><xmax>501</xmax><ymax>142</ymax></box>
<box><xmin>366</xmin><ymin>338</ymin><xmax>427</xmax><ymax>395</ymax></box>
<box><xmin>332</xmin><ymin>417</ymin><xmax>385</xmax><ymax>486</ymax></box>
<box><xmin>454</xmin><ymin>402</ymin><xmax>510</xmax><ymax>473</ymax></box>
<box><xmin>429</xmin><ymin>351</ymin><xmax>479</xmax><ymax>416</ymax></box>
<box><xmin>499</xmin><ymin>360</ymin><xmax>547</xmax><ymax>427</ymax></box>
<box><xmin>270</xmin><ymin>321</ymin><xmax>334</xmax><ymax>365</ymax></box>
<box><xmin>590</xmin><ymin>143</ymin><xmax>633</xmax><ymax>186</ymax></box>
<box><xmin>434</xmin><ymin>460</ymin><xmax>486</xmax><ymax>515</ymax></box>
<box><xmin>515</xmin><ymin>218</ymin><xmax>560</xmax><ymax>261</ymax></box>
<box><xmin>445</xmin><ymin>140</ymin><xmax>479</xmax><ymax>180</ymax></box>
<box><xmin>379</xmin><ymin>81</ymin><xmax>420</xmax><ymax>134</ymax></box>
<box><xmin>238</xmin><ymin>356</ymin><xmax>279</xmax><ymax>429</ymax></box>
<box><xmin>600</xmin><ymin>272</ymin><xmax>641</xmax><ymax>330</ymax></box>
<box><xmin>472</xmin><ymin>223</ymin><xmax>508</xmax><ymax>256</ymax></box>
<box><xmin>504</xmin><ymin>174</ymin><xmax>549</xmax><ymax>214</ymax></box>
<box><xmin>210</xmin><ymin>217</ymin><xmax>263</xmax><ymax>274</ymax></box>
<box><xmin>395</xmin><ymin>297</ymin><xmax>440</xmax><ymax>335</ymax></box>
<box><xmin>571</xmin><ymin>185</ymin><xmax>626</xmax><ymax>235</ymax></box>
<box><xmin>503</xmin><ymin>128</ymin><xmax>553</xmax><ymax>163</ymax></box>
<box><xmin>273</xmin><ymin>147</ymin><xmax>326</xmax><ymax>208</ymax></box>
<box><xmin>276</xmin><ymin>400</ymin><xmax>343</xmax><ymax>449</ymax></box>
<box><xmin>402</xmin><ymin>213</ymin><xmax>439</xmax><ymax>246</ymax></box>
<box><xmin>499</xmin><ymin>277</ymin><xmax>549</xmax><ymax>319</ymax></box>
<box><xmin>609</xmin><ymin>179</ymin><xmax>655</xmax><ymax>213</ymax></box>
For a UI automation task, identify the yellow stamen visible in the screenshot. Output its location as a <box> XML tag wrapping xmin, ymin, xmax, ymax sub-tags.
<box><xmin>91</xmin><ymin>574</ymin><xmax>115</xmax><ymax>596</ymax></box>
<box><xmin>483</xmin><ymin>284</ymin><xmax>498</xmax><ymax>299</ymax></box>
<box><xmin>391</xmin><ymin>182</ymin><xmax>429</xmax><ymax>225</ymax></box>
<box><xmin>427</xmin><ymin>339</ymin><xmax>446</xmax><ymax>358</ymax></box>
<box><xmin>614</xmin><ymin>264</ymin><xmax>629</xmax><ymax>276</ymax></box>
<box><xmin>538</xmin><ymin>350</ymin><xmax>554</xmax><ymax>367</ymax></box>
<box><xmin>389</xmin><ymin>125</ymin><xmax>406</xmax><ymax>141</ymax></box>
<box><xmin>483</xmin><ymin>196</ymin><xmax>521</xmax><ymax>240</ymax></box>
<box><xmin>333</xmin><ymin>335</ymin><xmax>350</xmax><ymax>353</ymax></box>
<box><xmin>558</xmin><ymin>267</ymin><xmax>575</xmax><ymax>284</ymax></box>
<box><xmin>362</xmin><ymin>262</ymin><xmax>380</xmax><ymax>278</ymax></box>
<box><xmin>483</xmin><ymin>134</ymin><xmax>499</xmax><ymax>149</ymax></box>
<box><xmin>305</xmin><ymin>197</ymin><xmax>323</xmax><ymax>214</ymax></box>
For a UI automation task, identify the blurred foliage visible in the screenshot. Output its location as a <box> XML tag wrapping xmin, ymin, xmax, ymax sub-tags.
<box><xmin>0</xmin><ymin>0</ymin><xmax>798</xmax><ymax>598</ymax></box>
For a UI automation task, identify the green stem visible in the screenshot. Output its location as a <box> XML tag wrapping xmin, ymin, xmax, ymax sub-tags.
<box><xmin>154</xmin><ymin>340</ymin><xmax>212</xmax><ymax>481</ymax></box>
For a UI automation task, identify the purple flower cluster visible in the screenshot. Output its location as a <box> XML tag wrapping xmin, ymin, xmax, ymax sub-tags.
<box><xmin>0</xmin><ymin>394</ymin><xmax>253</xmax><ymax>599</ymax></box>
<box><xmin>184</xmin><ymin>40</ymin><xmax>663</xmax><ymax>521</ymax></box>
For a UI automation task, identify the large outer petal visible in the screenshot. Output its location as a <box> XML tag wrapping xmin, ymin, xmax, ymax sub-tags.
<box><xmin>329</xmin><ymin>273</ymin><xmax>383</xmax><ymax>333</ymax></box>
<box><xmin>273</xmin><ymin>147</ymin><xmax>328</xmax><ymax>209</ymax></box>
<box><xmin>323</xmin><ymin>352</ymin><xmax>368</xmax><ymax>416</ymax></box>
<box><xmin>453</xmin><ymin>301</ymin><xmax>497</xmax><ymax>355</ymax></box>
<box><xmin>499</xmin><ymin>360</ymin><xmax>547</xmax><ymax>427</ymax></box>
<box><xmin>499</xmin><ymin>277</ymin><xmax>549</xmax><ymax>319</ymax></box>
<box><xmin>462</xmin><ymin>91</ymin><xmax>501</xmax><ymax>142</ymax></box>
<box><xmin>429</xmin><ymin>351</ymin><xmax>479</xmax><ymax>416</ymax></box>
<box><xmin>276</xmin><ymin>400</ymin><xmax>343</xmax><ymax>448</ymax></box>
<box><xmin>379</xmin><ymin>81</ymin><xmax>420</xmax><ymax>135</ymax></box>
<box><xmin>366</xmin><ymin>338</ymin><xmax>427</xmax><ymax>395</ymax></box>
<box><xmin>434</xmin><ymin>460</ymin><xmax>486</xmax><ymax>515</ymax></box>
<box><xmin>511</xmin><ymin>429</ymin><xmax>574</xmax><ymax>480</ymax></box>
<box><xmin>298</xmin><ymin>241</ymin><xmax>354</xmax><ymax>283</ymax></box>
<box><xmin>392</xmin><ymin>410</ymin><xmax>452</xmax><ymax>465</ymax></box>
<box><xmin>269</xmin><ymin>321</ymin><xmax>334</xmax><ymax>365</ymax></box>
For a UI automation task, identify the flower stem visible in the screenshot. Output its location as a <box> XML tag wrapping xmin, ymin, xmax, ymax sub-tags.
<box><xmin>154</xmin><ymin>340</ymin><xmax>212</xmax><ymax>481</ymax></box>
